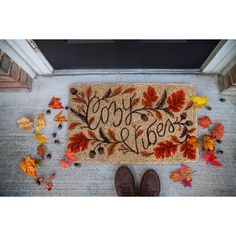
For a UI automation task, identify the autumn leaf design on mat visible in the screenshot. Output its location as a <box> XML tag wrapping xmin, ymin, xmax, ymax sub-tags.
<box><xmin>67</xmin><ymin>84</ymin><xmax>199</xmax><ymax>164</ymax></box>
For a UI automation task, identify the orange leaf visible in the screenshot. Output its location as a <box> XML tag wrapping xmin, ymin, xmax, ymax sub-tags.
<box><xmin>54</xmin><ymin>111</ymin><xmax>68</xmax><ymax>124</ymax></box>
<box><xmin>107</xmin><ymin>143</ymin><xmax>116</xmax><ymax>156</ymax></box>
<box><xmin>142</xmin><ymin>86</ymin><xmax>158</xmax><ymax>108</ymax></box>
<box><xmin>203</xmin><ymin>134</ymin><xmax>215</xmax><ymax>151</ymax></box>
<box><xmin>155</xmin><ymin>110</ymin><xmax>162</xmax><ymax>120</ymax></box>
<box><xmin>180</xmin><ymin>141</ymin><xmax>196</xmax><ymax>160</ymax></box>
<box><xmin>68</xmin><ymin>132</ymin><xmax>90</xmax><ymax>153</ymax></box>
<box><xmin>135</xmin><ymin>129</ymin><xmax>143</xmax><ymax>138</ymax></box>
<box><xmin>187</xmin><ymin>136</ymin><xmax>200</xmax><ymax>149</ymax></box>
<box><xmin>17</xmin><ymin>117</ymin><xmax>34</xmax><ymax>130</ymax></box>
<box><xmin>211</xmin><ymin>123</ymin><xmax>224</xmax><ymax>140</ymax></box>
<box><xmin>122</xmin><ymin>87</ymin><xmax>136</xmax><ymax>94</ymax></box>
<box><xmin>72</xmin><ymin>97</ymin><xmax>86</xmax><ymax>104</ymax></box>
<box><xmin>170</xmin><ymin>170</ymin><xmax>181</xmax><ymax>182</ymax></box>
<box><xmin>108</xmin><ymin>129</ymin><xmax>117</xmax><ymax>141</ymax></box>
<box><xmin>87</xmin><ymin>130</ymin><xmax>97</xmax><ymax>139</ymax></box>
<box><xmin>111</xmin><ymin>86</ymin><xmax>122</xmax><ymax>96</ymax></box>
<box><xmin>85</xmin><ymin>86</ymin><xmax>92</xmax><ymax>99</ymax></box>
<box><xmin>170</xmin><ymin>135</ymin><xmax>182</xmax><ymax>144</ymax></box>
<box><xmin>37</xmin><ymin>144</ymin><xmax>45</xmax><ymax>158</ymax></box>
<box><xmin>68</xmin><ymin>122</ymin><xmax>81</xmax><ymax>130</ymax></box>
<box><xmin>19</xmin><ymin>155</ymin><xmax>37</xmax><ymax>177</ymax></box>
<box><xmin>167</xmin><ymin>90</ymin><xmax>185</xmax><ymax>112</ymax></box>
<box><xmin>198</xmin><ymin>116</ymin><xmax>212</xmax><ymax>128</ymax></box>
<box><xmin>60</xmin><ymin>159</ymin><xmax>70</xmax><ymax>168</ymax></box>
<box><xmin>185</xmin><ymin>100</ymin><xmax>194</xmax><ymax>110</ymax></box>
<box><xmin>64</xmin><ymin>148</ymin><xmax>77</xmax><ymax>163</ymax></box>
<box><xmin>153</xmin><ymin>141</ymin><xmax>177</xmax><ymax>158</ymax></box>
<box><xmin>48</xmin><ymin>96</ymin><xmax>63</xmax><ymax>109</ymax></box>
<box><xmin>140</xmin><ymin>151</ymin><xmax>152</xmax><ymax>157</ymax></box>
<box><xmin>131</xmin><ymin>98</ymin><xmax>140</xmax><ymax>107</ymax></box>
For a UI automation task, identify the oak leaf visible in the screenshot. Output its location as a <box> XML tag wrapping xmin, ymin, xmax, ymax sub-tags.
<box><xmin>142</xmin><ymin>86</ymin><xmax>158</xmax><ymax>108</ymax></box>
<box><xmin>198</xmin><ymin>116</ymin><xmax>212</xmax><ymax>128</ymax></box>
<box><xmin>34</xmin><ymin>133</ymin><xmax>46</xmax><ymax>144</ymax></box>
<box><xmin>180</xmin><ymin>141</ymin><xmax>196</xmax><ymax>160</ymax></box>
<box><xmin>211</xmin><ymin>123</ymin><xmax>224</xmax><ymax>140</ymax></box>
<box><xmin>35</xmin><ymin>113</ymin><xmax>46</xmax><ymax>132</ymax></box>
<box><xmin>203</xmin><ymin>134</ymin><xmax>215</xmax><ymax>151</ymax></box>
<box><xmin>48</xmin><ymin>96</ymin><xmax>63</xmax><ymax>109</ymax></box>
<box><xmin>187</xmin><ymin>136</ymin><xmax>200</xmax><ymax>149</ymax></box>
<box><xmin>167</xmin><ymin>90</ymin><xmax>185</xmax><ymax>112</ymax></box>
<box><xmin>153</xmin><ymin>141</ymin><xmax>178</xmax><ymax>159</ymax></box>
<box><xmin>17</xmin><ymin>117</ymin><xmax>34</xmax><ymax>130</ymax></box>
<box><xmin>68</xmin><ymin>132</ymin><xmax>90</xmax><ymax>153</ymax></box>
<box><xmin>190</xmin><ymin>96</ymin><xmax>208</xmax><ymax>108</ymax></box>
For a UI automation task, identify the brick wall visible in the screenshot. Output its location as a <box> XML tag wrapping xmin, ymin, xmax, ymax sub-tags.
<box><xmin>0</xmin><ymin>49</ymin><xmax>32</xmax><ymax>91</ymax></box>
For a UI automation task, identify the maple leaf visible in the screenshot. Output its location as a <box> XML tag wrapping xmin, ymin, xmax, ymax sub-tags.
<box><xmin>198</xmin><ymin>116</ymin><xmax>212</xmax><ymax>128</ymax></box>
<box><xmin>34</xmin><ymin>133</ymin><xmax>46</xmax><ymax>144</ymax></box>
<box><xmin>60</xmin><ymin>159</ymin><xmax>70</xmax><ymax>168</ymax></box>
<box><xmin>211</xmin><ymin>123</ymin><xmax>224</xmax><ymax>140</ymax></box>
<box><xmin>17</xmin><ymin>117</ymin><xmax>34</xmax><ymax>130</ymax></box>
<box><xmin>180</xmin><ymin>141</ymin><xmax>196</xmax><ymax>160</ymax></box>
<box><xmin>19</xmin><ymin>155</ymin><xmax>37</xmax><ymax>177</ymax></box>
<box><xmin>68</xmin><ymin>132</ymin><xmax>90</xmax><ymax>153</ymax></box>
<box><xmin>153</xmin><ymin>141</ymin><xmax>178</xmax><ymax>158</ymax></box>
<box><xmin>188</xmin><ymin>136</ymin><xmax>200</xmax><ymax>149</ymax></box>
<box><xmin>190</xmin><ymin>96</ymin><xmax>208</xmax><ymax>108</ymax></box>
<box><xmin>167</xmin><ymin>90</ymin><xmax>185</xmax><ymax>112</ymax></box>
<box><xmin>35</xmin><ymin>113</ymin><xmax>45</xmax><ymax>132</ymax></box>
<box><xmin>48</xmin><ymin>96</ymin><xmax>63</xmax><ymax>109</ymax></box>
<box><xmin>203</xmin><ymin>151</ymin><xmax>223</xmax><ymax>166</ymax></box>
<box><xmin>142</xmin><ymin>86</ymin><xmax>158</xmax><ymax>108</ymax></box>
<box><xmin>54</xmin><ymin>111</ymin><xmax>68</xmax><ymax>125</ymax></box>
<box><xmin>64</xmin><ymin>148</ymin><xmax>77</xmax><ymax>163</ymax></box>
<box><xmin>203</xmin><ymin>134</ymin><xmax>215</xmax><ymax>151</ymax></box>
<box><xmin>180</xmin><ymin>164</ymin><xmax>192</xmax><ymax>181</ymax></box>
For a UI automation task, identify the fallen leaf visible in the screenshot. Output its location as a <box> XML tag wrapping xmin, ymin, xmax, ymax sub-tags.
<box><xmin>54</xmin><ymin>111</ymin><xmax>67</xmax><ymax>124</ymax></box>
<box><xmin>170</xmin><ymin>170</ymin><xmax>181</xmax><ymax>182</ymax></box>
<box><xmin>211</xmin><ymin>123</ymin><xmax>224</xmax><ymax>140</ymax></box>
<box><xmin>190</xmin><ymin>96</ymin><xmax>208</xmax><ymax>108</ymax></box>
<box><xmin>17</xmin><ymin>117</ymin><xmax>34</xmax><ymax>130</ymax></box>
<box><xmin>64</xmin><ymin>148</ymin><xmax>77</xmax><ymax>163</ymax></box>
<box><xmin>60</xmin><ymin>159</ymin><xmax>70</xmax><ymax>168</ymax></box>
<box><xmin>37</xmin><ymin>144</ymin><xmax>45</xmax><ymax>157</ymax></box>
<box><xmin>19</xmin><ymin>155</ymin><xmax>37</xmax><ymax>177</ymax></box>
<box><xmin>34</xmin><ymin>133</ymin><xmax>46</xmax><ymax>144</ymax></box>
<box><xmin>198</xmin><ymin>116</ymin><xmax>212</xmax><ymax>128</ymax></box>
<box><xmin>48</xmin><ymin>96</ymin><xmax>63</xmax><ymax>109</ymax></box>
<box><xmin>203</xmin><ymin>151</ymin><xmax>223</xmax><ymax>166</ymax></box>
<box><xmin>35</xmin><ymin>113</ymin><xmax>45</xmax><ymax>132</ymax></box>
<box><xmin>203</xmin><ymin>134</ymin><xmax>215</xmax><ymax>151</ymax></box>
<box><xmin>45</xmin><ymin>181</ymin><xmax>53</xmax><ymax>191</ymax></box>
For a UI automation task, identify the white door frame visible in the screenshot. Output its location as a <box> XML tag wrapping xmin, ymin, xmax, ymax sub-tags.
<box><xmin>0</xmin><ymin>40</ymin><xmax>53</xmax><ymax>78</ymax></box>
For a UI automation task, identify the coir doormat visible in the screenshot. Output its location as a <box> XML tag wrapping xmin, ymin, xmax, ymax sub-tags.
<box><xmin>67</xmin><ymin>83</ymin><xmax>199</xmax><ymax>164</ymax></box>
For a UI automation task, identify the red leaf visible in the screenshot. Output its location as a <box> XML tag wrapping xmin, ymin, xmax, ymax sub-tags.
<box><xmin>60</xmin><ymin>159</ymin><xmax>70</xmax><ymax>168</ymax></box>
<box><xmin>49</xmin><ymin>173</ymin><xmax>56</xmax><ymax>181</ymax></box>
<box><xmin>181</xmin><ymin>179</ymin><xmax>192</xmax><ymax>188</ymax></box>
<box><xmin>48</xmin><ymin>96</ymin><xmax>63</xmax><ymax>109</ymax></box>
<box><xmin>180</xmin><ymin>141</ymin><xmax>196</xmax><ymax>160</ymax></box>
<box><xmin>131</xmin><ymin>98</ymin><xmax>140</xmax><ymax>107</ymax></box>
<box><xmin>211</xmin><ymin>159</ymin><xmax>223</xmax><ymax>166</ymax></box>
<box><xmin>85</xmin><ymin>86</ymin><xmax>92</xmax><ymax>99</ymax></box>
<box><xmin>167</xmin><ymin>90</ymin><xmax>185</xmax><ymax>112</ymax></box>
<box><xmin>68</xmin><ymin>132</ymin><xmax>90</xmax><ymax>153</ymax></box>
<box><xmin>45</xmin><ymin>181</ymin><xmax>53</xmax><ymax>191</ymax></box>
<box><xmin>135</xmin><ymin>129</ymin><xmax>144</xmax><ymax>138</ymax></box>
<box><xmin>211</xmin><ymin>123</ymin><xmax>224</xmax><ymax>140</ymax></box>
<box><xmin>203</xmin><ymin>151</ymin><xmax>216</xmax><ymax>163</ymax></box>
<box><xmin>122</xmin><ymin>87</ymin><xmax>136</xmax><ymax>94</ymax></box>
<box><xmin>140</xmin><ymin>151</ymin><xmax>153</xmax><ymax>157</ymax></box>
<box><xmin>64</xmin><ymin>149</ymin><xmax>77</xmax><ymax>163</ymax></box>
<box><xmin>198</xmin><ymin>116</ymin><xmax>212</xmax><ymax>128</ymax></box>
<box><xmin>142</xmin><ymin>86</ymin><xmax>158</xmax><ymax>108</ymax></box>
<box><xmin>37</xmin><ymin>144</ymin><xmax>45</xmax><ymax>157</ymax></box>
<box><xmin>153</xmin><ymin>141</ymin><xmax>178</xmax><ymax>159</ymax></box>
<box><xmin>112</xmin><ymin>86</ymin><xmax>122</xmax><ymax>96</ymax></box>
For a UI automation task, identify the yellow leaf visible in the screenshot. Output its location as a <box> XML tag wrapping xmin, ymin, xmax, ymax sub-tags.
<box><xmin>19</xmin><ymin>155</ymin><xmax>37</xmax><ymax>177</ymax></box>
<box><xmin>35</xmin><ymin>113</ymin><xmax>45</xmax><ymax>132</ymax></box>
<box><xmin>188</xmin><ymin>136</ymin><xmax>200</xmax><ymax>149</ymax></box>
<box><xmin>17</xmin><ymin>117</ymin><xmax>34</xmax><ymax>130</ymax></box>
<box><xmin>203</xmin><ymin>134</ymin><xmax>215</xmax><ymax>151</ymax></box>
<box><xmin>190</xmin><ymin>96</ymin><xmax>208</xmax><ymax>108</ymax></box>
<box><xmin>34</xmin><ymin>133</ymin><xmax>46</xmax><ymax>144</ymax></box>
<box><xmin>54</xmin><ymin>111</ymin><xmax>68</xmax><ymax>124</ymax></box>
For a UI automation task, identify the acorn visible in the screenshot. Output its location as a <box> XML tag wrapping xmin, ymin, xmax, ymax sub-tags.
<box><xmin>216</xmin><ymin>150</ymin><xmax>224</xmax><ymax>154</ymax></box>
<box><xmin>180</xmin><ymin>112</ymin><xmax>187</xmax><ymax>120</ymax></box>
<box><xmin>74</xmin><ymin>163</ymin><xmax>81</xmax><ymax>167</ymax></box>
<box><xmin>58</xmin><ymin>124</ymin><xmax>63</xmax><ymax>129</ymax></box>
<box><xmin>205</xmin><ymin>106</ymin><xmax>212</xmax><ymax>110</ymax></box>
<box><xmin>141</xmin><ymin>114</ymin><xmax>148</xmax><ymax>121</ymax></box>
<box><xmin>185</xmin><ymin>120</ymin><xmax>193</xmax><ymax>126</ymax></box>
<box><xmin>216</xmin><ymin>139</ymin><xmax>222</xmax><ymax>144</ymax></box>
<box><xmin>70</xmin><ymin>88</ymin><xmax>78</xmax><ymax>95</ymax></box>
<box><xmin>52</xmin><ymin>133</ymin><xmax>57</xmax><ymax>138</ymax></box>
<box><xmin>54</xmin><ymin>139</ymin><xmax>60</xmax><ymax>144</ymax></box>
<box><xmin>65</xmin><ymin>106</ymin><xmax>68</xmax><ymax>110</ymax></box>
<box><xmin>47</xmin><ymin>153</ymin><xmax>52</xmax><ymax>159</ymax></box>
<box><xmin>46</xmin><ymin>110</ymin><xmax>51</xmax><ymax>114</ymax></box>
<box><xmin>219</xmin><ymin>98</ymin><xmax>226</xmax><ymax>102</ymax></box>
<box><xmin>98</xmin><ymin>147</ymin><xmax>105</xmax><ymax>154</ymax></box>
<box><xmin>89</xmin><ymin>150</ymin><xmax>96</xmax><ymax>158</ymax></box>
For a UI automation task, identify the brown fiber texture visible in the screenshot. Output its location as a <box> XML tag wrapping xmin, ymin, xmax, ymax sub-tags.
<box><xmin>67</xmin><ymin>83</ymin><xmax>199</xmax><ymax>164</ymax></box>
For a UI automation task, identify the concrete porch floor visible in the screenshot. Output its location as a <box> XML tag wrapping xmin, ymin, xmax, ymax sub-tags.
<box><xmin>0</xmin><ymin>73</ymin><xmax>235</xmax><ymax>196</ymax></box>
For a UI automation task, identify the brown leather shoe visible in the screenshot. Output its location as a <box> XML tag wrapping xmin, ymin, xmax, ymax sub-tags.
<box><xmin>115</xmin><ymin>166</ymin><xmax>135</xmax><ymax>196</ymax></box>
<box><xmin>140</xmin><ymin>169</ymin><xmax>160</xmax><ymax>196</ymax></box>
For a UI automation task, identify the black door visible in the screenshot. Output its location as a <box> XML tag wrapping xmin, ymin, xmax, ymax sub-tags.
<box><xmin>34</xmin><ymin>40</ymin><xmax>220</xmax><ymax>70</ymax></box>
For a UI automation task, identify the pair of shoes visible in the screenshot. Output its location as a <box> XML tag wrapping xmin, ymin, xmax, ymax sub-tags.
<box><xmin>115</xmin><ymin>166</ymin><xmax>160</xmax><ymax>196</ymax></box>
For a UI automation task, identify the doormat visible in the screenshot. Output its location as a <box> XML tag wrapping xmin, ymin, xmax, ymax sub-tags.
<box><xmin>67</xmin><ymin>83</ymin><xmax>199</xmax><ymax>164</ymax></box>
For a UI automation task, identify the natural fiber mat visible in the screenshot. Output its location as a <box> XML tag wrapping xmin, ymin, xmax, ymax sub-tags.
<box><xmin>67</xmin><ymin>83</ymin><xmax>199</xmax><ymax>164</ymax></box>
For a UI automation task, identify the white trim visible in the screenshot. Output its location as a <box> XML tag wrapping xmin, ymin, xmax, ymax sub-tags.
<box><xmin>202</xmin><ymin>40</ymin><xmax>236</xmax><ymax>75</ymax></box>
<box><xmin>0</xmin><ymin>40</ymin><xmax>53</xmax><ymax>78</ymax></box>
